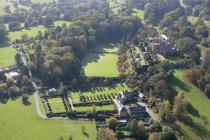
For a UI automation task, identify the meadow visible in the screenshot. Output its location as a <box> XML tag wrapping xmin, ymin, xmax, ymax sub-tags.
<box><xmin>172</xmin><ymin>70</ymin><xmax>210</xmax><ymax>140</ymax></box>
<box><xmin>32</xmin><ymin>0</ymin><xmax>53</xmax><ymax>4</ymax></box>
<box><xmin>9</xmin><ymin>26</ymin><xmax>47</xmax><ymax>41</ymax></box>
<box><xmin>0</xmin><ymin>45</ymin><xmax>16</xmax><ymax>68</ymax></box>
<box><xmin>82</xmin><ymin>43</ymin><xmax>120</xmax><ymax>77</ymax></box>
<box><xmin>0</xmin><ymin>97</ymin><xmax>97</xmax><ymax>140</ymax></box>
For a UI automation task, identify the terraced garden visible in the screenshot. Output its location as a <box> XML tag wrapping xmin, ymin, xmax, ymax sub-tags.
<box><xmin>70</xmin><ymin>84</ymin><xmax>127</xmax><ymax>104</ymax></box>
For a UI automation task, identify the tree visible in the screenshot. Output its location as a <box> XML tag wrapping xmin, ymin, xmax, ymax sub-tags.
<box><xmin>107</xmin><ymin>117</ymin><xmax>118</xmax><ymax>132</ymax></box>
<box><xmin>149</xmin><ymin>133</ymin><xmax>160</xmax><ymax>140</ymax></box>
<box><xmin>22</xmin><ymin>94</ymin><xmax>30</xmax><ymax>105</ymax></box>
<box><xmin>204</xmin><ymin>84</ymin><xmax>210</xmax><ymax>98</ymax></box>
<box><xmin>97</xmin><ymin>128</ymin><xmax>116</xmax><ymax>140</ymax></box>
<box><xmin>15</xmin><ymin>53</ymin><xmax>22</xmax><ymax>68</ymax></box>
<box><xmin>0</xmin><ymin>24</ymin><xmax>8</xmax><ymax>44</ymax></box>
<box><xmin>160</xmin><ymin>131</ymin><xmax>177</xmax><ymax>140</ymax></box>
<box><xmin>173</xmin><ymin>92</ymin><xmax>189</xmax><ymax>119</ymax></box>
<box><xmin>129</xmin><ymin>119</ymin><xmax>146</xmax><ymax>139</ymax></box>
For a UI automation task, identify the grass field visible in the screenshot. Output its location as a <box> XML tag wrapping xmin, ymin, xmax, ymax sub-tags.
<box><xmin>32</xmin><ymin>0</ymin><xmax>53</xmax><ymax>4</ymax></box>
<box><xmin>0</xmin><ymin>45</ymin><xmax>16</xmax><ymax>68</ymax></box>
<box><xmin>53</xmin><ymin>21</ymin><xmax>71</xmax><ymax>27</ymax></box>
<box><xmin>48</xmin><ymin>98</ymin><xmax>66</xmax><ymax>113</ymax></box>
<box><xmin>9</xmin><ymin>26</ymin><xmax>47</xmax><ymax>41</ymax></box>
<box><xmin>74</xmin><ymin>105</ymin><xmax>115</xmax><ymax>112</ymax></box>
<box><xmin>172</xmin><ymin>70</ymin><xmax>210</xmax><ymax>140</ymax></box>
<box><xmin>0</xmin><ymin>0</ymin><xmax>6</xmax><ymax>15</ymax></box>
<box><xmin>132</xmin><ymin>8</ymin><xmax>144</xmax><ymax>20</ymax></box>
<box><xmin>83</xmin><ymin>43</ymin><xmax>120</xmax><ymax>77</ymax></box>
<box><xmin>71</xmin><ymin>84</ymin><xmax>127</xmax><ymax>104</ymax></box>
<box><xmin>82</xmin><ymin>53</ymin><xmax>119</xmax><ymax>77</ymax></box>
<box><xmin>0</xmin><ymin>97</ymin><xmax>96</xmax><ymax>140</ymax></box>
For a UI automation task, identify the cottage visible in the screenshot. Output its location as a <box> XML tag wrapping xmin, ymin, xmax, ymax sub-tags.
<box><xmin>4</xmin><ymin>71</ymin><xmax>20</xmax><ymax>83</ymax></box>
<box><xmin>151</xmin><ymin>34</ymin><xmax>176</xmax><ymax>56</ymax></box>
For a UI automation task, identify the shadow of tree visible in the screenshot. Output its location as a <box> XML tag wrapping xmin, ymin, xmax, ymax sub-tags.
<box><xmin>187</xmin><ymin>103</ymin><xmax>200</xmax><ymax>118</ymax></box>
<box><xmin>171</xmin><ymin>76</ymin><xmax>191</xmax><ymax>92</ymax></box>
<box><xmin>180</xmin><ymin>115</ymin><xmax>210</xmax><ymax>139</ymax></box>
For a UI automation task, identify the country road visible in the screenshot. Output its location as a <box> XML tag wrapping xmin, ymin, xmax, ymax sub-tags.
<box><xmin>18</xmin><ymin>50</ymin><xmax>48</xmax><ymax>119</ymax></box>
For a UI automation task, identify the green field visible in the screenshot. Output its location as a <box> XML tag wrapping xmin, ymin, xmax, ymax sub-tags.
<box><xmin>9</xmin><ymin>26</ymin><xmax>47</xmax><ymax>41</ymax></box>
<box><xmin>83</xmin><ymin>43</ymin><xmax>120</xmax><ymax>77</ymax></box>
<box><xmin>172</xmin><ymin>70</ymin><xmax>210</xmax><ymax>140</ymax></box>
<box><xmin>74</xmin><ymin>105</ymin><xmax>115</xmax><ymax>112</ymax></box>
<box><xmin>0</xmin><ymin>45</ymin><xmax>16</xmax><ymax>68</ymax></box>
<box><xmin>32</xmin><ymin>0</ymin><xmax>53</xmax><ymax>4</ymax></box>
<box><xmin>71</xmin><ymin>84</ymin><xmax>127</xmax><ymax>104</ymax></box>
<box><xmin>0</xmin><ymin>0</ymin><xmax>6</xmax><ymax>15</ymax></box>
<box><xmin>48</xmin><ymin>98</ymin><xmax>66</xmax><ymax>113</ymax></box>
<box><xmin>53</xmin><ymin>21</ymin><xmax>71</xmax><ymax>27</ymax></box>
<box><xmin>132</xmin><ymin>8</ymin><xmax>144</xmax><ymax>20</ymax></box>
<box><xmin>82</xmin><ymin>53</ymin><xmax>119</xmax><ymax>77</ymax></box>
<box><xmin>0</xmin><ymin>97</ymin><xmax>96</xmax><ymax>140</ymax></box>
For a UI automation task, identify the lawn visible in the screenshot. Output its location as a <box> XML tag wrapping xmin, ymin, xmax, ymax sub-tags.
<box><xmin>74</xmin><ymin>105</ymin><xmax>115</xmax><ymax>112</ymax></box>
<box><xmin>32</xmin><ymin>0</ymin><xmax>53</xmax><ymax>4</ymax></box>
<box><xmin>70</xmin><ymin>84</ymin><xmax>127</xmax><ymax>104</ymax></box>
<box><xmin>132</xmin><ymin>8</ymin><xmax>144</xmax><ymax>20</ymax></box>
<box><xmin>0</xmin><ymin>97</ymin><xmax>96</xmax><ymax>140</ymax></box>
<box><xmin>53</xmin><ymin>21</ymin><xmax>71</xmax><ymax>27</ymax></box>
<box><xmin>83</xmin><ymin>43</ymin><xmax>121</xmax><ymax>77</ymax></box>
<box><xmin>82</xmin><ymin>53</ymin><xmax>119</xmax><ymax>77</ymax></box>
<box><xmin>9</xmin><ymin>26</ymin><xmax>47</xmax><ymax>41</ymax></box>
<box><xmin>48</xmin><ymin>98</ymin><xmax>66</xmax><ymax>113</ymax></box>
<box><xmin>0</xmin><ymin>0</ymin><xmax>6</xmax><ymax>15</ymax></box>
<box><xmin>0</xmin><ymin>44</ymin><xmax>16</xmax><ymax>68</ymax></box>
<box><xmin>172</xmin><ymin>70</ymin><xmax>210</xmax><ymax>140</ymax></box>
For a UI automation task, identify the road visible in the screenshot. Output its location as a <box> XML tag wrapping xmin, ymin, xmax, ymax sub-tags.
<box><xmin>18</xmin><ymin>50</ymin><xmax>48</xmax><ymax>119</ymax></box>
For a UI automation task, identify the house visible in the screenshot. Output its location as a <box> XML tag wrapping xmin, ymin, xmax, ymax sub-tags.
<box><xmin>150</xmin><ymin>34</ymin><xmax>176</xmax><ymax>56</ymax></box>
<box><xmin>114</xmin><ymin>92</ymin><xmax>146</xmax><ymax>118</ymax></box>
<box><xmin>4</xmin><ymin>71</ymin><xmax>20</xmax><ymax>83</ymax></box>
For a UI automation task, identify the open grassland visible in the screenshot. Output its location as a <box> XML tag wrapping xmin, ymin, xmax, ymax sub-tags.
<box><xmin>132</xmin><ymin>8</ymin><xmax>144</xmax><ymax>20</ymax></box>
<box><xmin>0</xmin><ymin>0</ymin><xmax>6</xmax><ymax>15</ymax></box>
<box><xmin>9</xmin><ymin>26</ymin><xmax>47</xmax><ymax>41</ymax></box>
<box><xmin>74</xmin><ymin>105</ymin><xmax>115</xmax><ymax>112</ymax></box>
<box><xmin>53</xmin><ymin>21</ymin><xmax>71</xmax><ymax>27</ymax></box>
<box><xmin>172</xmin><ymin>70</ymin><xmax>210</xmax><ymax>140</ymax></box>
<box><xmin>0</xmin><ymin>45</ymin><xmax>16</xmax><ymax>68</ymax></box>
<box><xmin>0</xmin><ymin>97</ymin><xmax>96</xmax><ymax>140</ymax></box>
<box><xmin>188</xmin><ymin>16</ymin><xmax>210</xmax><ymax>28</ymax></box>
<box><xmin>82</xmin><ymin>53</ymin><xmax>119</xmax><ymax>77</ymax></box>
<box><xmin>32</xmin><ymin>0</ymin><xmax>53</xmax><ymax>4</ymax></box>
<box><xmin>48</xmin><ymin>98</ymin><xmax>66</xmax><ymax>113</ymax></box>
<box><xmin>70</xmin><ymin>84</ymin><xmax>127</xmax><ymax>104</ymax></box>
<box><xmin>83</xmin><ymin>43</ymin><xmax>120</xmax><ymax>77</ymax></box>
